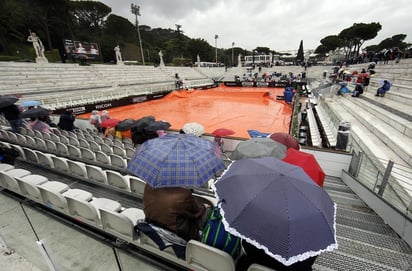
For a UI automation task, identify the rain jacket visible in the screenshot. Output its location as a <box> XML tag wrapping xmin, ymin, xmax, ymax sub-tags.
<box><xmin>143</xmin><ymin>184</ymin><xmax>205</xmax><ymax>241</ymax></box>
<box><xmin>58</xmin><ymin>111</ymin><xmax>75</xmax><ymax>131</ymax></box>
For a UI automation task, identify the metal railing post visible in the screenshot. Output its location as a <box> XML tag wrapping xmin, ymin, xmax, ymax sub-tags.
<box><xmin>378</xmin><ymin>160</ymin><xmax>394</xmax><ymax>196</ymax></box>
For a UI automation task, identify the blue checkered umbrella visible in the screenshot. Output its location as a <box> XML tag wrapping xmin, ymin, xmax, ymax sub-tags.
<box><xmin>127</xmin><ymin>134</ymin><xmax>225</xmax><ymax>188</ymax></box>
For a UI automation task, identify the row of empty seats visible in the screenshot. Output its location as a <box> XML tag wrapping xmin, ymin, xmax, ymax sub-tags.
<box><xmin>0</xmin><ymin>155</ymin><xmax>269</xmax><ymax>271</ymax></box>
<box><xmin>0</xmin><ymin>142</ymin><xmax>144</xmax><ymax>197</ymax></box>
<box><xmin>306</xmin><ymin>108</ymin><xmax>322</xmax><ymax>147</ymax></box>
<box><xmin>315</xmin><ymin>105</ymin><xmax>337</xmax><ymax>147</ymax></box>
<box><xmin>0</xmin><ymin>130</ymin><xmax>131</xmax><ymax>170</ymax></box>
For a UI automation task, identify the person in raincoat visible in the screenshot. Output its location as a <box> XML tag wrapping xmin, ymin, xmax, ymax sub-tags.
<box><xmin>375</xmin><ymin>80</ymin><xmax>391</xmax><ymax>97</ymax></box>
<box><xmin>89</xmin><ymin>110</ymin><xmax>101</xmax><ymax>130</ymax></box>
<box><xmin>58</xmin><ymin>110</ymin><xmax>76</xmax><ymax>131</ymax></box>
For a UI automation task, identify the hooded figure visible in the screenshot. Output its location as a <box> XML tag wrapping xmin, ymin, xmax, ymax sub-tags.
<box><xmin>58</xmin><ymin>110</ymin><xmax>76</xmax><ymax>131</ymax></box>
<box><xmin>89</xmin><ymin>110</ymin><xmax>101</xmax><ymax>129</ymax></box>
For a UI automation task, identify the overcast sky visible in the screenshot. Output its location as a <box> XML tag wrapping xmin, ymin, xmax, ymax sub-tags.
<box><xmin>98</xmin><ymin>0</ymin><xmax>411</xmax><ymax>51</ymax></box>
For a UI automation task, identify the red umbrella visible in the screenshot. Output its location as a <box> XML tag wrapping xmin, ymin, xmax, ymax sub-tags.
<box><xmin>100</xmin><ymin>118</ymin><xmax>121</xmax><ymax>128</ymax></box>
<box><xmin>282</xmin><ymin>148</ymin><xmax>326</xmax><ymax>187</ymax></box>
<box><xmin>270</xmin><ymin>132</ymin><xmax>300</xmax><ymax>150</ymax></box>
<box><xmin>211</xmin><ymin>128</ymin><xmax>235</xmax><ymax>137</ymax></box>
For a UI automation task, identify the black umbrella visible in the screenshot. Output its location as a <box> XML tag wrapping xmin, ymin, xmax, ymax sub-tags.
<box><xmin>0</xmin><ymin>96</ymin><xmax>19</xmax><ymax>109</ymax></box>
<box><xmin>115</xmin><ymin>118</ymin><xmax>136</xmax><ymax>131</ymax></box>
<box><xmin>20</xmin><ymin>107</ymin><xmax>50</xmax><ymax>119</ymax></box>
<box><xmin>145</xmin><ymin>120</ymin><xmax>171</xmax><ymax>132</ymax></box>
<box><xmin>131</xmin><ymin>116</ymin><xmax>155</xmax><ymax>132</ymax></box>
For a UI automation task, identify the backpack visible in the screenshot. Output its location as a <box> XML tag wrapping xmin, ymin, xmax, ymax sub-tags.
<box><xmin>201</xmin><ymin>207</ymin><xmax>241</xmax><ymax>259</ymax></box>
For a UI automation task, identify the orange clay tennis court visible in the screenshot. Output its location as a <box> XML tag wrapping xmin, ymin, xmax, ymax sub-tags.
<box><xmin>78</xmin><ymin>84</ymin><xmax>293</xmax><ymax>139</ymax></box>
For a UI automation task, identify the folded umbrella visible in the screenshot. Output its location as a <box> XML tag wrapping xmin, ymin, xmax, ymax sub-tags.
<box><xmin>20</xmin><ymin>107</ymin><xmax>50</xmax><ymax>118</ymax></box>
<box><xmin>0</xmin><ymin>96</ymin><xmax>19</xmax><ymax>109</ymax></box>
<box><xmin>230</xmin><ymin>137</ymin><xmax>286</xmax><ymax>160</ymax></box>
<box><xmin>270</xmin><ymin>132</ymin><xmax>300</xmax><ymax>150</ymax></box>
<box><xmin>213</xmin><ymin>157</ymin><xmax>337</xmax><ymax>266</ymax></box>
<box><xmin>127</xmin><ymin>133</ymin><xmax>225</xmax><ymax>188</ymax></box>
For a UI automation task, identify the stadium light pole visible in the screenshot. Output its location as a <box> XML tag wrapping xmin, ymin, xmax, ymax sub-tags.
<box><xmin>131</xmin><ymin>3</ymin><xmax>145</xmax><ymax>65</ymax></box>
<box><xmin>215</xmin><ymin>34</ymin><xmax>219</xmax><ymax>65</ymax></box>
<box><xmin>231</xmin><ymin>42</ymin><xmax>235</xmax><ymax>67</ymax></box>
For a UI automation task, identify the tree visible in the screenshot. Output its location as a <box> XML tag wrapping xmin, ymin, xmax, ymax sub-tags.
<box><xmin>0</xmin><ymin>0</ymin><xmax>29</xmax><ymax>53</ymax></box>
<box><xmin>296</xmin><ymin>40</ymin><xmax>304</xmax><ymax>63</ymax></box>
<box><xmin>186</xmin><ymin>38</ymin><xmax>213</xmax><ymax>63</ymax></box>
<box><xmin>68</xmin><ymin>0</ymin><xmax>111</xmax><ymax>40</ymax></box>
<box><xmin>104</xmin><ymin>14</ymin><xmax>136</xmax><ymax>44</ymax></box>
<box><xmin>338</xmin><ymin>22</ymin><xmax>381</xmax><ymax>58</ymax></box>
<box><xmin>378</xmin><ymin>34</ymin><xmax>408</xmax><ymax>50</ymax></box>
<box><xmin>319</xmin><ymin>35</ymin><xmax>342</xmax><ymax>53</ymax></box>
<box><xmin>254</xmin><ymin>47</ymin><xmax>271</xmax><ymax>55</ymax></box>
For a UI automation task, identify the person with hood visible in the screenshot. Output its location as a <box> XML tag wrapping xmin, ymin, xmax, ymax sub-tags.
<box><xmin>375</xmin><ymin>80</ymin><xmax>391</xmax><ymax>97</ymax></box>
<box><xmin>58</xmin><ymin>110</ymin><xmax>76</xmax><ymax>131</ymax></box>
<box><xmin>0</xmin><ymin>104</ymin><xmax>22</xmax><ymax>133</ymax></box>
<box><xmin>101</xmin><ymin>110</ymin><xmax>110</xmax><ymax>122</ymax></box>
<box><xmin>89</xmin><ymin>110</ymin><xmax>101</xmax><ymax>130</ymax></box>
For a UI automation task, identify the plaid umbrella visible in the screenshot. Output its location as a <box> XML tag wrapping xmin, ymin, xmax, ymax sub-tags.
<box><xmin>230</xmin><ymin>138</ymin><xmax>286</xmax><ymax>160</ymax></box>
<box><xmin>127</xmin><ymin>134</ymin><xmax>225</xmax><ymax>188</ymax></box>
<box><xmin>213</xmin><ymin>157</ymin><xmax>337</xmax><ymax>266</ymax></box>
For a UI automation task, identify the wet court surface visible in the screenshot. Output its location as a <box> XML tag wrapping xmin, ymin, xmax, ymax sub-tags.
<box><xmin>78</xmin><ymin>85</ymin><xmax>293</xmax><ymax>139</ymax></box>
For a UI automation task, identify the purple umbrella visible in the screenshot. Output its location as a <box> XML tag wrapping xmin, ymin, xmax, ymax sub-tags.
<box><xmin>212</xmin><ymin>157</ymin><xmax>338</xmax><ymax>266</ymax></box>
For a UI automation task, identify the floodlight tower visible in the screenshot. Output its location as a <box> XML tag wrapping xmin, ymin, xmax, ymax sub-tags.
<box><xmin>131</xmin><ymin>3</ymin><xmax>145</xmax><ymax>65</ymax></box>
<box><xmin>232</xmin><ymin>42</ymin><xmax>235</xmax><ymax>67</ymax></box>
<box><xmin>215</xmin><ymin>34</ymin><xmax>219</xmax><ymax>64</ymax></box>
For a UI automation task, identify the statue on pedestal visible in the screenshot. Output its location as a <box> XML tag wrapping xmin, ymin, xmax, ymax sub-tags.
<box><xmin>159</xmin><ymin>50</ymin><xmax>165</xmax><ymax>67</ymax></box>
<box><xmin>27</xmin><ymin>31</ymin><xmax>48</xmax><ymax>63</ymax></box>
<box><xmin>114</xmin><ymin>45</ymin><xmax>123</xmax><ymax>64</ymax></box>
<box><xmin>197</xmin><ymin>54</ymin><xmax>201</xmax><ymax>67</ymax></box>
<box><xmin>237</xmin><ymin>54</ymin><xmax>242</xmax><ymax>67</ymax></box>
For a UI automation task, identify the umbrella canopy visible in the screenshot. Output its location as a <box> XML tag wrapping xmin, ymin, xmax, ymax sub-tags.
<box><xmin>213</xmin><ymin>157</ymin><xmax>337</xmax><ymax>266</ymax></box>
<box><xmin>212</xmin><ymin>128</ymin><xmax>235</xmax><ymax>137</ymax></box>
<box><xmin>100</xmin><ymin>118</ymin><xmax>121</xmax><ymax>128</ymax></box>
<box><xmin>282</xmin><ymin>148</ymin><xmax>326</xmax><ymax>187</ymax></box>
<box><xmin>115</xmin><ymin>118</ymin><xmax>135</xmax><ymax>131</ymax></box>
<box><xmin>182</xmin><ymin>122</ymin><xmax>204</xmax><ymax>137</ymax></box>
<box><xmin>0</xmin><ymin>96</ymin><xmax>19</xmax><ymax>109</ymax></box>
<box><xmin>230</xmin><ymin>138</ymin><xmax>287</xmax><ymax>160</ymax></box>
<box><xmin>127</xmin><ymin>134</ymin><xmax>225</xmax><ymax>188</ymax></box>
<box><xmin>145</xmin><ymin>120</ymin><xmax>171</xmax><ymax>132</ymax></box>
<box><xmin>270</xmin><ymin>132</ymin><xmax>300</xmax><ymax>150</ymax></box>
<box><xmin>133</xmin><ymin>116</ymin><xmax>155</xmax><ymax>128</ymax></box>
<box><xmin>20</xmin><ymin>107</ymin><xmax>50</xmax><ymax>118</ymax></box>
<box><xmin>21</xmin><ymin>100</ymin><xmax>42</xmax><ymax>107</ymax></box>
